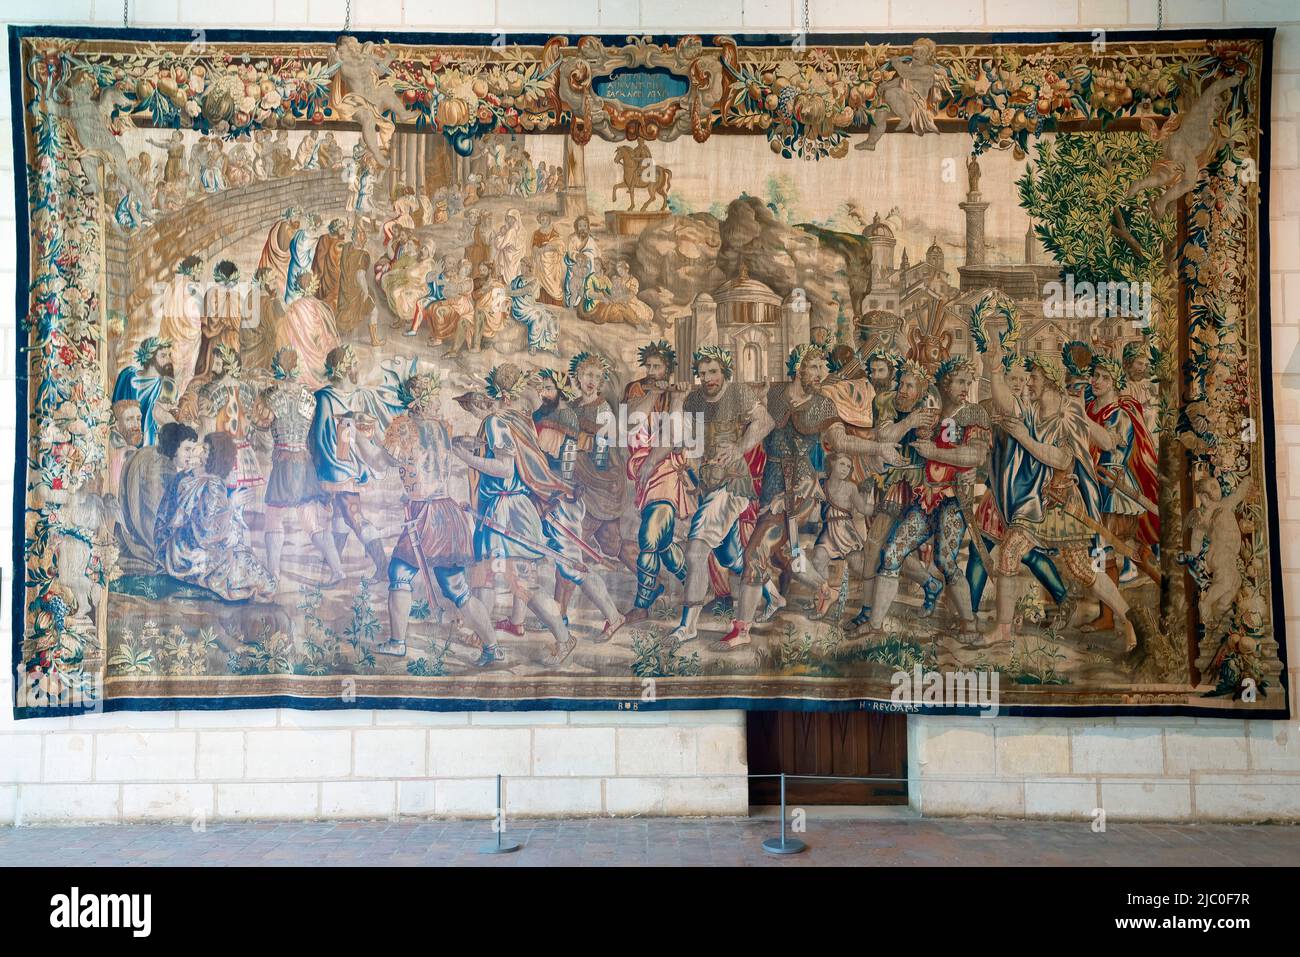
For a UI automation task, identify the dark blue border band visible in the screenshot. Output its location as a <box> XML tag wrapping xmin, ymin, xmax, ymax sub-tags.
<box><xmin>10</xmin><ymin>693</ymin><xmax>1291</xmax><ymax>721</ymax></box>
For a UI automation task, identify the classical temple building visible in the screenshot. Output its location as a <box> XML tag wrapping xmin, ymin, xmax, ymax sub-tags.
<box><xmin>676</xmin><ymin>263</ymin><xmax>811</xmax><ymax>385</ymax></box>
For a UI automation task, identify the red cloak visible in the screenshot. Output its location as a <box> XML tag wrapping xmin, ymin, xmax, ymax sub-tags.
<box><xmin>1087</xmin><ymin>393</ymin><xmax>1159</xmax><ymax>547</ymax></box>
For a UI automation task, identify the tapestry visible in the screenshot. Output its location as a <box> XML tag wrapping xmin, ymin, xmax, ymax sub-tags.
<box><xmin>9</xmin><ymin>26</ymin><xmax>1289</xmax><ymax>718</ymax></box>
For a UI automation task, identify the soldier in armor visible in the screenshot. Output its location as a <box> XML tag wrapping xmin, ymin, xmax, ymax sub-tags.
<box><xmin>251</xmin><ymin>346</ymin><xmax>345</xmax><ymax>584</ymax></box>
<box><xmin>745</xmin><ymin>345</ymin><xmax>902</xmax><ymax>621</ymax></box>
<box><xmin>376</xmin><ymin>372</ymin><xmax>502</xmax><ymax>664</ymax></box>
<box><xmin>851</xmin><ymin>358</ymin><xmax>944</xmax><ymax>630</ymax></box>
<box><xmin>668</xmin><ymin>346</ymin><xmax>774</xmax><ymax>649</ymax></box>
<box><xmin>532</xmin><ymin>368</ymin><xmax>627</xmax><ymax>640</ymax></box>
<box><xmin>864</xmin><ymin>357</ymin><xmax>991</xmax><ymax>642</ymax></box>
<box><xmin>623</xmin><ymin>341</ymin><xmax>696</xmax><ymax>622</ymax></box>
<box><xmin>533</xmin><ymin>368</ymin><xmax>581</xmax><ymax>475</ymax></box>
<box><xmin>197</xmin><ymin>344</ymin><xmax>263</xmax><ymax>493</ymax></box>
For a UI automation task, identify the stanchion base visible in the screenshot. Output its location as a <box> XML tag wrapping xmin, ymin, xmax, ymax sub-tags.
<box><xmin>479</xmin><ymin>841</ymin><xmax>521</xmax><ymax>854</ymax></box>
<box><xmin>762</xmin><ymin>837</ymin><xmax>807</xmax><ymax>855</ymax></box>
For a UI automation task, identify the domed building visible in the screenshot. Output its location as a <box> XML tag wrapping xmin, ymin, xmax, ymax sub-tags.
<box><xmin>712</xmin><ymin>262</ymin><xmax>784</xmax><ymax>326</ymax></box>
<box><xmin>855</xmin><ymin>212</ymin><xmax>959</xmax><ymax>330</ymax></box>
<box><xmin>677</xmin><ymin>263</ymin><xmax>810</xmax><ymax>384</ymax></box>
<box><xmin>926</xmin><ymin>237</ymin><xmax>945</xmax><ymax>271</ymax></box>
<box><xmin>864</xmin><ymin>212</ymin><xmax>897</xmax><ymax>282</ymax></box>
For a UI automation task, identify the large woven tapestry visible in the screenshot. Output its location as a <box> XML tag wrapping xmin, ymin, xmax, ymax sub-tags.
<box><xmin>9</xmin><ymin>26</ymin><xmax>1289</xmax><ymax>718</ymax></box>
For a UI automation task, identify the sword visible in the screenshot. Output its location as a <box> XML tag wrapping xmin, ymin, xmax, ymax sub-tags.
<box><xmin>779</xmin><ymin>457</ymin><xmax>805</xmax><ymax>571</ymax></box>
<box><xmin>540</xmin><ymin>503</ymin><xmax>620</xmax><ymax>569</ymax></box>
<box><xmin>457</xmin><ymin>502</ymin><xmax>589</xmax><ymax>575</ymax></box>
<box><xmin>396</xmin><ymin>505</ymin><xmax>481</xmax><ymax>651</ymax></box>
<box><xmin>832</xmin><ymin>561</ymin><xmax>851</xmax><ymax>621</ymax></box>
<box><xmin>1065</xmin><ymin>506</ymin><xmax>1161</xmax><ymax>583</ymax></box>
<box><xmin>953</xmin><ymin>479</ymin><xmax>997</xmax><ymax>581</ymax></box>
<box><xmin>788</xmin><ymin>514</ymin><xmax>808</xmax><ymax>573</ymax></box>
<box><xmin>1099</xmin><ymin>466</ymin><xmax>1158</xmax><ymax>514</ymax></box>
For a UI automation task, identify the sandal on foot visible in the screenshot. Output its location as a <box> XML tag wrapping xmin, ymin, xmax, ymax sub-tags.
<box><xmin>919</xmin><ymin>576</ymin><xmax>944</xmax><ymax>618</ymax></box>
<box><xmin>718</xmin><ymin>620</ymin><xmax>752</xmax><ymax>649</ymax></box>
<box><xmin>542</xmin><ymin>638</ymin><xmax>577</xmax><ymax>667</ymax></box>
<box><xmin>594</xmin><ymin>617</ymin><xmax>625</xmax><ymax>643</ymax></box>
<box><xmin>812</xmin><ymin>584</ymin><xmax>837</xmax><ymax>619</ymax></box>
<box><xmin>474</xmin><ymin>645</ymin><xmax>504</xmax><ymax>667</ymax></box>
<box><xmin>718</xmin><ymin>631</ymin><xmax>752</xmax><ymax>651</ymax></box>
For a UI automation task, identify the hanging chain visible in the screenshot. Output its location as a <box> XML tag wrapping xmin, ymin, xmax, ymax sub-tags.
<box><xmin>1157</xmin><ymin>0</ymin><xmax>1164</xmax><ymax>29</ymax></box>
<box><xmin>123</xmin><ymin>0</ymin><xmax>128</xmax><ymax>27</ymax></box>
<box><xmin>344</xmin><ymin>0</ymin><xmax>352</xmax><ymax>32</ymax></box>
<box><xmin>801</xmin><ymin>0</ymin><xmax>810</xmax><ymax>38</ymax></box>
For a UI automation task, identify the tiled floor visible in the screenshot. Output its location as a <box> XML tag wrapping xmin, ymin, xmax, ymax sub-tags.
<box><xmin>2</xmin><ymin>816</ymin><xmax>1297</xmax><ymax>866</ymax></box>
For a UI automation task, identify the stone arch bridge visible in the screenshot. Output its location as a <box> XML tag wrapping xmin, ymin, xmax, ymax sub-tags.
<box><xmin>104</xmin><ymin>169</ymin><xmax>350</xmax><ymax>367</ymax></box>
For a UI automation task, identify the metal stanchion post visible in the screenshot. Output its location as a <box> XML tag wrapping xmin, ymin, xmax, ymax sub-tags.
<box><xmin>762</xmin><ymin>772</ymin><xmax>806</xmax><ymax>855</ymax></box>
<box><xmin>479</xmin><ymin>773</ymin><xmax>521</xmax><ymax>854</ymax></box>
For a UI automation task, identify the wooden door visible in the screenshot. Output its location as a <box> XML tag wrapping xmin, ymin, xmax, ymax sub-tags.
<box><xmin>746</xmin><ymin>710</ymin><xmax>908</xmax><ymax>805</ymax></box>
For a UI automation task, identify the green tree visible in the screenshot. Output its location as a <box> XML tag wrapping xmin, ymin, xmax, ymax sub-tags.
<box><xmin>1016</xmin><ymin>132</ymin><xmax>1174</xmax><ymax>289</ymax></box>
<box><xmin>1016</xmin><ymin>132</ymin><xmax>1184</xmax><ymax>677</ymax></box>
